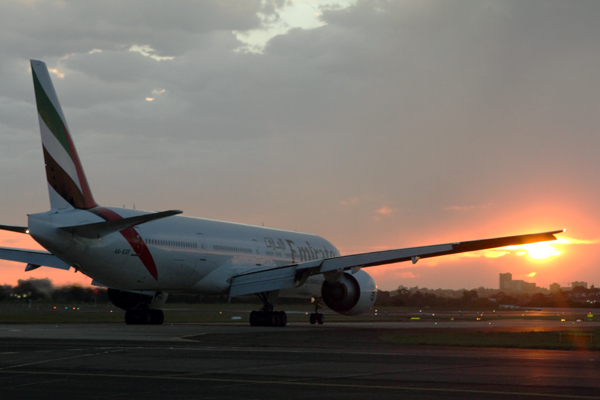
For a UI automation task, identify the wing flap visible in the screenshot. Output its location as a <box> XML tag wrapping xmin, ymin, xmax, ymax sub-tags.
<box><xmin>0</xmin><ymin>246</ymin><xmax>70</xmax><ymax>270</ymax></box>
<box><xmin>318</xmin><ymin>244</ymin><xmax>452</xmax><ymax>273</ymax></box>
<box><xmin>229</xmin><ymin>260</ymin><xmax>322</xmax><ymax>298</ymax></box>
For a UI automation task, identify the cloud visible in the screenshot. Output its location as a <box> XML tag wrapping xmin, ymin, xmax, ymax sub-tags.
<box><xmin>340</xmin><ymin>196</ymin><xmax>360</xmax><ymax>208</ymax></box>
<box><xmin>375</xmin><ymin>205</ymin><xmax>396</xmax><ymax>217</ymax></box>
<box><xmin>2</xmin><ymin>0</ymin><xmax>600</xmax><ymax>290</ymax></box>
<box><xmin>443</xmin><ymin>204</ymin><xmax>492</xmax><ymax>212</ymax></box>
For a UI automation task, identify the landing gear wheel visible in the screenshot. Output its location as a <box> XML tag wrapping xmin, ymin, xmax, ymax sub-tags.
<box><xmin>124</xmin><ymin>309</ymin><xmax>164</xmax><ymax>325</ymax></box>
<box><xmin>309</xmin><ymin>298</ymin><xmax>324</xmax><ymax>325</ymax></box>
<box><xmin>250</xmin><ymin>310</ymin><xmax>258</xmax><ymax>326</ymax></box>
<box><xmin>248</xmin><ymin>310</ymin><xmax>287</xmax><ymax>327</ymax></box>
<box><xmin>125</xmin><ymin>309</ymin><xmax>134</xmax><ymax>325</ymax></box>
<box><xmin>248</xmin><ymin>291</ymin><xmax>287</xmax><ymax>327</ymax></box>
<box><xmin>279</xmin><ymin>311</ymin><xmax>287</xmax><ymax>327</ymax></box>
<box><xmin>150</xmin><ymin>309</ymin><xmax>164</xmax><ymax>325</ymax></box>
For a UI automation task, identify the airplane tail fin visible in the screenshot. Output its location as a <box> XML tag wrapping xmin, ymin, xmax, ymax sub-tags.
<box><xmin>31</xmin><ymin>60</ymin><xmax>97</xmax><ymax>210</ymax></box>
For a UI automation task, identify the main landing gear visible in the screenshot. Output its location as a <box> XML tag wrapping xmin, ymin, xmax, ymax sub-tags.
<box><xmin>125</xmin><ymin>308</ymin><xmax>164</xmax><ymax>325</ymax></box>
<box><xmin>249</xmin><ymin>292</ymin><xmax>287</xmax><ymax>327</ymax></box>
<box><xmin>309</xmin><ymin>297</ymin><xmax>324</xmax><ymax>325</ymax></box>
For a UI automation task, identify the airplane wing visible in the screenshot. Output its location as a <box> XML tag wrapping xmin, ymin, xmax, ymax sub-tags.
<box><xmin>0</xmin><ymin>246</ymin><xmax>70</xmax><ymax>271</ymax></box>
<box><xmin>229</xmin><ymin>229</ymin><xmax>564</xmax><ymax>297</ymax></box>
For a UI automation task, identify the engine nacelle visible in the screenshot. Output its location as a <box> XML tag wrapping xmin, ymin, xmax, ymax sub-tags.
<box><xmin>108</xmin><ymin>288</ymin><xmax>167</xmax><ymax>310</ymax></box>
<box><xmin>321</xmin><ymin>269</ymin><xmax>377</xmax><ymax>316</ymax></box>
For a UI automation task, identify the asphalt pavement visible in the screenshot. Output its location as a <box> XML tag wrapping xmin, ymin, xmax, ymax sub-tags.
<box><xmin>0</xmin><ymin>322</ymin><xmax>599</xmax><ymax>399</ymax></box>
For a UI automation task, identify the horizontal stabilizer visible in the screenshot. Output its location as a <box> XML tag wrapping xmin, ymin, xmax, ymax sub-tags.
<box><xmin>60</xmin><ymin>210</ymin><xmax>183</xmax><ymax>239</ymax></box>
<box><xmin>0</xmin><ymin>246</ymin><xmax>70</xmax><ymax>270</ymax></box>
<box><xmin>0</xmin><ymin>224</ymin><xmax>29</xmax><ymax>234</ymax></box>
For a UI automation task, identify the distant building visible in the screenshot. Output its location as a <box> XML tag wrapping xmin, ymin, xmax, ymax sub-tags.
<box><xmin>549</xmin><ymin>283</ymin><xmax>561</xmax><ymax>292</ymax></box>
<box><xmin>571</xmin><ymin>281</ymin><xmax>588</xmax><ymax>289</ymax></box>
<box><xmin>512</xmin><ymin>280</ymin><xmax>537</xmax><ymax>292</ymax></box>
<box><xmin>498</xmin><ymin>273</ymin><xmax>537</xmax><ymax>293</ymax></box>
<box><xmin>499</xmin><ymin>273</ymin><xmax>512</xmax><ymax>291</ymax></box>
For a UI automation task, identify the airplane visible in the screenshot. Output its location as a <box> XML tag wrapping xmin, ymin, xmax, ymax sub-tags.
<box><xmin>0</xmin><ymin>60</ymin><xmax>563</xmax><ymax>326</ymax></box>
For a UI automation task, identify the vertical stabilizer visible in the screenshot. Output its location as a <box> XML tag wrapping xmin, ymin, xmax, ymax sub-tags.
<box><xmin>31</xmin><ymin>60</ymin><xmax>97</xmax><ymax>210</ymax></box>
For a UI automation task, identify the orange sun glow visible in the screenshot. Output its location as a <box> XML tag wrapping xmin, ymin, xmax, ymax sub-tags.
<box><xmin>521</xmin><ymin>242</ymin><xmax>562</xmax><ymax>259</ymax></box>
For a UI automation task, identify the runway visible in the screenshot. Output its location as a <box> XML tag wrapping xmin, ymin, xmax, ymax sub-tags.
<box><xmin>1</xmin><ymin>322</ymin><xmax>599</xmax><ymax>399</ymax></box>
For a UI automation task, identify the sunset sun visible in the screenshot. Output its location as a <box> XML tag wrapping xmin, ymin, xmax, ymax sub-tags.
<box><xmin>523</xmin><ymin>242</ymin><xmax>562</xmax><ymax>259</ymax></box>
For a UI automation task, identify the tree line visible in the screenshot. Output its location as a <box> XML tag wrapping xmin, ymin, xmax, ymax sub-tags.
<box><xmin>376</xmin><ymin>285</ymin><xmax>600</xmax><ymax>309</ymax></box>
<box><xmin>1</xmin><ymin>278</ymin><xmax>598</xmax><ymax>308</ymax></box>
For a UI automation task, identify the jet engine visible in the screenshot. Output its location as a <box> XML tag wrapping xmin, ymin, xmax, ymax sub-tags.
<box><xmin>321</xmin><ymin>269</ymin><xmax>377</xmax><ymax>316</ymax></box>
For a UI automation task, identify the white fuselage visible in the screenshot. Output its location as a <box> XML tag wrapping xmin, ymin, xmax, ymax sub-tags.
<box><xmin>28</xmin><ymin>208</ymin><xmax>340</xmax><ymax>296</ymax></box>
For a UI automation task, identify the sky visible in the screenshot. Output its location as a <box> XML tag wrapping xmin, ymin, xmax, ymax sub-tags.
<box><xmin>1</xmin><ymin>0</ymin><xmax>600</xmax><ymax>291</ymax></box>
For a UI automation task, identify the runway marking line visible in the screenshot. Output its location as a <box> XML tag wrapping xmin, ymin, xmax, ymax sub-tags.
<box><xmin>0</xmin><ymin>369</ymin><xmax>598</xmax><ymax>399</ymax></box>
<box><xmin>0</xmin><ymin>349</ymin><xmax>123</xmax><ymax>370</ymax></box>
<box><xmin>5</xmin><ymin>378</ymin><xmax>67</xmax><ymax>389</ymax></box>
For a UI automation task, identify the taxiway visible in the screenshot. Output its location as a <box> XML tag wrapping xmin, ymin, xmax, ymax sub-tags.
<box><xmin>0</xmin><ymin>322</ymin><xmax>599</xmax><ymax>399</ymax></box>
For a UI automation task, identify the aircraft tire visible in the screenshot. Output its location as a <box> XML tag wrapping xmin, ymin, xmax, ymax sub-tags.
<box><xmin>279</xmin><ymin>311</ymin><xmax>287</xmax><ymax>327</ymax></box>
<box><xmin>249</xmin><ymin>311</ymin><xmax>287</xmax><ymax>327</ymax></box>
<box><xmin>250</xmin><ymin>311</ymin><xmax>258</xmax><ymax>326</ymax></box>
<box><xmin>150</xmin><ymin>309</ymin><xmax>164</xmax><ymax>325</ymax></box>
<box><xmin>125</xmin><ymin>310</ymin><xmax>134</xmax><ymax>325</ymax></box>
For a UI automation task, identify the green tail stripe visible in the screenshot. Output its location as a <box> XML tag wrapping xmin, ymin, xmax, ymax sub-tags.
<box><xmin>32</xmin><ymin>68</ymin><xmax>73</xmax><ymax>160</ymax></box>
